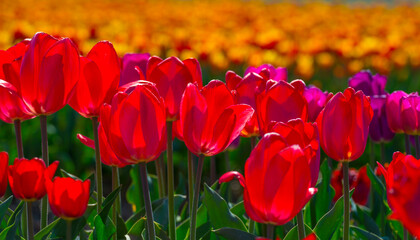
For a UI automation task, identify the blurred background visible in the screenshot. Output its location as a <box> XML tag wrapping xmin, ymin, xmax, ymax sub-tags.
<box><xmin>0</xmin><ymin>0</ymin><xmax>419</xmax><ymax>218</ymax></box>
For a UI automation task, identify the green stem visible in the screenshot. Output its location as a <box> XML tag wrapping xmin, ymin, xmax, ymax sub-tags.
<box><xmin>66</xmin><ymin>220</ymin><xmax>72</xmax><ymax>240</ymax></box>
<box><xmin>210</xmin><ymin>156</ymin><xmax>216</xmax><ymax>184</ymax></box>
<box><xmin>92</xmin><ymin>117</ymin><xmax>103</xmax><ymax>212</ymax></box>
<box><xmin>380</xmin><ymin>142</ymin><xmax>386</xmax><ymax>235</ymax></box>
<box><xmin>343</xmin><ymin>161</ymin><xmax>350</xmax><ymax>240</ymax></box>
<box><xmin>112</xmin><ymin>166</ymin><xmax>120</xmax><ymax>240</ymax></box>
<box><xmin>369</xmin><ymin>140</ymin><xmax>375</xmax><ymax>209</ymax></box>
<box><xmin>310</xmin><ymin>196</ymin><xmax>316</xmax><ymax>228</ymax></box>
<box><xmin>405</xmin><ymin>134</ymin><xmax>411</xmax><ymax>155</ymax></box>
<box><xmin>297</xmin><ymin>210</ymin><xmax>306</xmax><ymax>239</ymax></box>
<box><xmin>159</xmin><ymin>155</ymin><xmax>167</xmax><ymax>196</ymax></box>
<box><xmin>27</xmin><ymin>201</ymin><xmax>34</xmax><ymax>240</ymax></box>
<box><xmin>190</xmin><ymin>154</ymin><xmax>204</xmax><ymax>240</ymax></box>
<box><xmin>155</xmin><ymin>155</ymin><xmax>164</xmax><ymax>198</ymax></box>
<box><xmin>248</xmin><ymin>136</ymin><xmax>257</xmax><ymax>234</ymax></box>
<box><xmin>266</xmin><ymin>224</ymin><xmax>274</xmax><ymax>239</ymax></box>
<box><xmin>188</xmin><ymin>150</ymin><xmax>194</xmax><ymax>215</ymax></box>
<box><xmin>14</xmin><ymin>120</ymin><xmax>26</xmax><ymax>239</ymax></box>
<box><xmin>139</xmin><ymin>162</ymin><xmax>156</xmax><ymax>240</ymax></box>
<box><xmin>224</xmin><ymin>150</ymin><xmax>231</xmax><ymax>203</ymax></box>
<box><xmin>404</xmin><ymin>229</ymin><xmax>408</xmax><ymax>240</ymax></box>
<box><xmin>40</xmin><ymin>115</ymin><xmax>49</xmax><ymax>229</ymax></box>
<box><xmin>167</xmin><ymin>121</ymin><xmax>176</xmax><ymax>240</ymax></box>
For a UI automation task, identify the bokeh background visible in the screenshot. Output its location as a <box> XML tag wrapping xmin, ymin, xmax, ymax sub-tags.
<box><xmin>0</xmin><ymin>0</ymin><xmax>419</xmax><ymax>218</ymax></box>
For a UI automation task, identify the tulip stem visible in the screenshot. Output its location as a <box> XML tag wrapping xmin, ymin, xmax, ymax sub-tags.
<box><xmin>112</xmin><ymin>166</ymin><xmax>120</xmax><ymax>240</ymax></box>
<box><xmin>248</xmin><ymin>136</ymin><xmax>257</xmax><ymax>234</ymax></box>
<box><xmin>210</xmin><ymin>156</ymin><xmax>216</xmax><ymax>184</ymax></box>
<box><xmin>224</xmin><ymin>151</ymin><xmax>231</xmax><ymax>203</ymax></box>
<box><xmin>266</xmin><ymin>224</ymin><xmax>274</xmax><ymax>239</ymax></box>
<box><xmin>167</xmin><ymin>121</ymin><xmax>176</xmax><ymax>240</ymax></box>
<box><xmin>190</xmin><ymin>154</ymin><xmax>204</xmax><ymax>240</ymax></box>
<box><xmin>404</xmin><ymin>134</ymin><xmax>411</xmax><ymax>155</ymax></box>
<box><xmin>297</xmin><ymin>210</ymin><xmax>306</xmax><ymax>239</ymax></box>
<box><xmin>139</xmin><ymin>162</ymin><xmax>156</xmax><ymax>240</ymax></box>
<box><xmin>369</xmin><ymin>140</ymin><xmax>375</xmax><ymax>209</ymax></box>
<box><xmin>404</xmin><ymin>229</ymin><xmax>408</xmax><ymax>240</ymax></box>
<box><xmin>92</xmin><ymin>117</ymin><xmax>103</xmax><ymax>212</ymax></box>
<box><xmin>343</xmin><ymin>161</ymin><xmax>350</xmax><ymax>240</ymax></box>
<box><xmin>188</xmin><ymin>150</ymin><xmax>194</xmax><ymax>215</ymax></box>
<box><xmin>66</xmin><ymin>220</ymin><xmax>72</xmax><ymax>240</ymax></box>
<box><xmin>27</xmin><ymin>201</ymin><xmax>34</xmax><ymax>240</ymax></box>
<box><xmin>14</xmin><ymin>120</ymin><xmax>26</xmax><ymax>238</ymax></box>
<box><xmin>155</xmin><ymin>155</ymin><xmax>164</xmax><ymax>198</ymax></box>
<box><xmin>415</xmin><ymin>136</ymin><xmax>420</xmax><ymax>159</ymax></box>
<box><xmin>40</xmin><ymin>115</ymin><xmax>49</xmax><ymax>229</ymax></box>
<box><xmin>380</xmin><ymin>142</ymin><xmax>386</xmax><ymax>235</ymax></box>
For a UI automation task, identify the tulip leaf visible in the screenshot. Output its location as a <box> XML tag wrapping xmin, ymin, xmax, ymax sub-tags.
<box><xmin>213</xmin><ymin>227</ymin><xmax>256</xmax><ymax>240</ymax></box>
<box><xmin>315</xmin><ymin>160</ymin><xmax>335</xmax><ymax>221</ymax></box>
<box><xmin>283</xmin><ymin>224</ymin><xmax>315</xmax><ymax>240</ymax></box>
<box><xmin>153</xmin><ymin>195</ymin><xmax>186</xmax><ymax>230</ymax></box>
<box><xmin>127</xmin><ymin>217</ymin><xmax>169</xmax><ymax>240</ymax></box>
<box><xmin>366</xmin><ymin>164</ymin><xmax>385</xmax><ymax>197</ymax></box>
<box><xmin>116</xmin><ymin>214</ymin><xmax>128</xmax><ymax>239</ymax></box>
<box><xmin>99</xmin><ymin>186</ymin><xmax>121</xmax><ymax>223</ymax></box>
<box><xmin>230</xmin><ymin>201</ymin><xmax>246</xmax><ymax>223</ymax></box>
<box><xmin>0</xmin><ymin>196</ymin><xmax>13</xmax><ymax>225</ymax></box>
<box><xmin>350</xmin><ymin>225</ymin><xmax>382</xmax><ymax>240</ymax></box>
<box><xmin>351</xmin><ymin>204</ymin><xmax>380</xmax><ymax>235</ymax></box>
<box><xmin>0</xmin><ymin>201</ymin><xmax>23</xmax><ymax>240</ymax></box>
<box><xmin>203</xmin><ymin>183</ymin><xmax>247</xmax><ymax>231</ymax></box>
<box><xmin>34</xmin><ymin>218</ymin><xmax>60</xmax><ymax>240</ymax></box>
<box><xmin>176</xmin><ymin>204</ymin><xmax>208</xmax><ymax>240</ymax></box>
<box><xmin>91</xmin><ymin>215</ymin><xmax>116</xmax><ymax>240</ymax></box>
<box><xmin>126</xmin><ymin>198</ymin><xmax>166</xmax><ymax>229</ymax></box>
<box><xmin>313</xmin><ymin>189</ymin><xmax>354</xmax><ymax>239</ymax></box>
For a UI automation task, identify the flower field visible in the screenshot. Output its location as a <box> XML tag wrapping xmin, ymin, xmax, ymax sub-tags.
<box><xmin>0</xmin><ymin>0</ymin><xmax>419</xmax><ymax>240</ymax></box>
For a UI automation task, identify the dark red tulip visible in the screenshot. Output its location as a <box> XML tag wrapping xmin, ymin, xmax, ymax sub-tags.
<box><xmin>180</xmin><ymin>80</ymin><xmax>254</xmax><ymax>156</ymax></box>
<box><xmin>256</xmin><ymin>80</ymin><xmax>308</xmax><ymax>134</ymax></box>
<box><xmin>331</xmin><ymin>165</ymin><xmax>371</xmax><ymax>205</ymax></box>
<box><xmin>400</xmin><ymin>95</ymin><xmax>420</xmax><ymax>135</ymax></box>
<box><xmin>348</xmin><ymin>70</ymin><xmax>387</xmax><ymax>96</ymax></box>
<box><xmin>46</xmin><ymin>177</ymin><xmax>90</xmax><ymax>220</ymax></box>
<box><xmin>225</xmin><ymin>70</ymin><xmax>266</xmax><ymax>137</ymax></box>
<box><xmin>0</xmin><ymin>152</ymin><xmax>8</xmax><ymax>198</ymax></box>
<box><xmin>69</xmin><ymin>41</ymin><xmax>120</xmax><ymax>118</ymax></box>
<box><xmin>316</xmin><ymin>87</ymin><xmax>373</xmax><ymax>161</ymax></box>
<box><xmin>269</xmin><ymin>119</ymin><xmax>320</xmax><ymax>187</ymax></box>
<box><xmin>386</xmin><ymin>91</ymin><xmax>418</xmax><ymax>134</ymax></box>
<box><xmin>369</xmin><ymin>95</ymin><xmax>395</xmax><ymax>142</ymax></box>
<box><xmin>99</xmin><ymin>82</ymin><xmax>166</xmax><ymax>164</ymax></box>
<box><xmin>8</xmin><ymin>158</ymin><xmax>58</xmax><ymax>201</ymax></box>
<box><xmin>0</xmin><ymin>41</ymin><xmax>34</xmax><ymax>123</ymax></box>
<box><xmin>245</xmin><ymin>64</ymin><xmax>287</xmax><ymax>82</ymax></box>
<box><xmin>219</xmin><ymin>133</ymin><xmax>317</xmax><ymax>225</ymax></box>
<box><xmin>120</xmin><ymin>53</ymin><xmax>150</xmax><ymax>86</ymax></box>
<box><xmin>378</xmin><ymin>152</ymin><xmax>420</xmax><ymax>238</ymax></box>
<box><xmin>19</xmin><ymin>32</ymin><xmax>80</xmax><ymax>115</ymax></box>
<box><xmin>147</xmin><ymin>56</ymin><xmax>203</xmax><ymax>121</ymax></box>
<box><xmin>303</xmin><ymin>85</ymin><xmax>332</xmax><ymax>122</ymax></box>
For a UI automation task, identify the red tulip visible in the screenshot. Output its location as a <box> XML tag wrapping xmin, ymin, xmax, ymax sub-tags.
<box><xmin>219</xmin><ymin>133</ymin><xmax>317</xmax><ymax>225</ymax></box>
<box><xmin>8</xmin><ymin>158</ymin><xmax>58</xmax><ymax>201</ymax></box>
<box><xmin>180</xmin><ymin>80</ymin><xmax>254</xmax><ymax>156</ymax></box>
<box><xmin>46</xmin><ymin>177</ymin><xmax>90</xmax><ymax>220</ymax></box>
<box><xmin>19</xmin><ymin>32</ymin><xmax>80</xmax><ymax>115</ymax></box>
<box><xmin>225</xmin><ymin>70</ymin><xmax>265</xmax><ymax>137</ymax></box>
<box><xmin>378</xmin><ymin>152</ymin><xmax>420</xmax><ymax>238</ymax></box>
<box><xmin>331</xmin><ymin>166</ymin><xmax>371</xmax><ymax>205</ymax></box>
<box><xmin>269</xmin><ymin>119</ymin><xmax>320</xmax><ymax>187</ymax></box>
<box><xmin>0</xmin><ymin>152</ymin><xmax>8</xmax><ymax>198</ymax></box>
<box><xmin>256</xmin><ymin>80</ymin><xmax>308</xmax><ymax>135</ymax></box>
<box><xmin>316</xmin><ymin>87</ymin><xmax>373</xmax><ymax>161</ymax></box>
<box><xmin>147</xmin><ymin>56</ymin><xmax>203</xmax><ymax>120</ymax></box>
<box><xmin>400</xmin><ymin>95</ymin><xmax>420</xmax><ymax>135</ymax></box>
<box><xmin>0</xmin><ymin>41</ymin><xmax>34</xmax><ymax>123</ymax></box>
<box><xmin>99</xmin><ymin>82</ymin><xmax>166</xmax><ymax>164</ymax></box>
<box><xmin>69</xmin><ymin>41</ymin><xmax>120</xmax><ymax>118</ymax></box>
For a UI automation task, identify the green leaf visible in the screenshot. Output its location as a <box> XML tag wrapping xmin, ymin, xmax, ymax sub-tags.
<box><xmin>92</xmin><ymin>215</ymin><xmax>116</xmax><ymax>240</ymax></box>
<box><xmin>203</xmin><ymin>183</ymin><xmax>247</xmax><ymax>231</ymax></box>
<box><xmin>99</xmin><ymin>186</ymin><xmax>121</xmax><ymax>223</ymax></box>
<box><xmin>153</xmin><ymin>195</ymin><xmax>186</xmax><ymax>230</ymax></box>
<box><xmin>0</xmin><ymin>201</ymin><xmax>24</xmax><ymax>240</ymax></box>
<box><xmin>0</xmin><ymin>196</ymin><xmax>13</xmax><ymax>225</ymax></box>
<box><xmin>350</xmin><ymin>225</ymin><xmax>382</xmax><ymax>240</ymax></box>
<box><xmin>34</xmin><ymin>218</ymin><xmax>60</xmax><ymax>240</ymax></box>
<box><xmin>283</xmin><ymin>224</ymin><xmax>315</xmax><ymax>240</ymax></box>
<box><xmin>313</xmin><ymin>189</ymin><xmax>354</xmax><ymax>239</ymax></box>
<box><xmin>366</xmin><ymin>164</ymin><xmax>385</xmax><ymax>197</ymax></box>
<box><xmin>116</xmin><ymin>214</ymin><xmax>128</xmax><ymax>239</ymax></box>
<box><xmin>126</xmin><ymin>198</ymin><xmax>166</xmax><ymax>229</ymax></box>
<box><xmin>315</xmin><ymin>160</ymin><xmax>335</xmax><ymax>220</ymax></box>
<box><xmin>213</xmin><ymin>227</ymin><xmax>256</xmax><ymax>240</ymax></box>
<box><xmin>230</xmin><ymin>201</ymin><xmax>245</xmax><ymax>221</ymax></box>
<box><xmin>127</xmin><ymin>218</ymin><xmax>169</xmax><ymax>240</ymax></box>
<box><xmin>176</xmin><ymin>204</ymin><xmax>208</xmax><ymax>240</ymax></box>
<box><xmin>352</xmin><ymin>204</ymin><xmax>380</xmax><ymax>235</ymax></box>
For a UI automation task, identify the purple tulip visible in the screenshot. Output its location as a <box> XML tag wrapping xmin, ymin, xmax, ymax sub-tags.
<box><xmin>369</xmin><ymin>95</ymin><xmax>395</xmax><ymax>142</ymax></box>
<box><xmin>120</xmin><ymin>53</ymin><xmax>150</xmax><ymax>86</ymax></box>
<box><xmin>401</xmin><ymin>95</ymin><xmax>420</xmax><ymax>135</ymax></box>
<box><xmin>245</xmin><ymin>64</ymin><xmax>287</xmax><ymax>81</ymax></box>
<box><xmin>303</xmin><ymin>85</ymin><xmax>332</xmax><ymax>122</ymax></box>
<box><xmin>349</xmin><ymin>70</ymin><xmax>387</xmax><ymax>96</ymax></box>
<box><xmin>386</xmin><ymin>91</ymin><xmax>418</xmax><ymax>134</ymax></box>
